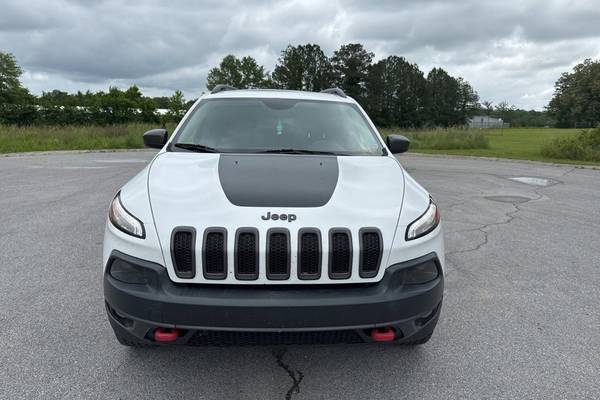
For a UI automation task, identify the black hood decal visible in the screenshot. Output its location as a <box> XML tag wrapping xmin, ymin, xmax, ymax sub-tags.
<box><xmin>218</xmin><ymin>154</ymin><xmax>338</xmax><ymax>207</ymax></box>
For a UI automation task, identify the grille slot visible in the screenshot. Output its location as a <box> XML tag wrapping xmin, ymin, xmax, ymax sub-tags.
<box><xmin>187</xmin><ymin>329</ymin><xmax>364</xmax><ymax>346</ymax></box>
<box><xmin>171</xmin><ymin>228</ymin><xmax>196</xmax><ymax>278</ymax></box>
<box><xmin>202</xmin><ymin>228</ymin><xmax>227</xmax><ymax>280</ymax></box>
<box><xmin>267</xmin><ymin>229</ymin><xmax>290</xmax><ymax>280</ymax></box>
<box><xmin>359</xmin><ymin>229</ymin><xmax>383</xmax><ymax>278</ymax></box>
<box><xmin>235</xmin><ymin>228</ymin><xmax>259</xmax><ymax>280</ymax></box>
<box><xmin>328</xmin><ymin>229</ymin><xmax>352</xmax><ymax>279</ymax></box>
<box><xmin>298</xmin><ymin>229</ymin><xmax>321</xmax><ymax>280</ymax></box>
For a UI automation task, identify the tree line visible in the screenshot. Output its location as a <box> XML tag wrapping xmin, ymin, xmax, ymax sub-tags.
<box><xmin>547</xmin><ymin>59</ymin><xmax>600</xmax><ymax>128</ymax></box>
<box><xmin>3</xmin><ymin>46</ymin><xmax>592</xmax><ymax>128</ymax></box>
<box><xmin>0</xmin><ymin>52</ymin><xmax>191</xmax><ymax>126</ymax></box>
<box><xmin>207</xmin><ymin>43</ymin><xmax>480</xmax><ymax>127</ymax></box>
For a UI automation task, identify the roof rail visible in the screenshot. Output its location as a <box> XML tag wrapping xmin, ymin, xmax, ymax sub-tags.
<box><xmin>211</xmin><ymin>84</ymin><xmax>238</xmax><ymax>94</ymax></box>
<box><xmin>320</xmin><ymin>87</ymin><xmax>346</xmax><ymax>98</ymax></box>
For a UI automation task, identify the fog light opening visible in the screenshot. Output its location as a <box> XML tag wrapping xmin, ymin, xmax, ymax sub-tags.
<box><xmin>109</xmin><ymin>259</ymin><xmax>147</xmax><ymax>285</ymax></box>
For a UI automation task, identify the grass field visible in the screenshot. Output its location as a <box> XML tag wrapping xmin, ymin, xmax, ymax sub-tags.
<box><xmin>1</xmin><ymin>124</ymin><xmax>596</xmax><ymax>165</ymax></box>
<box><xmin>0</xmin><ymin>123</ymin><xmax>176</xmax><ymax>154</ymax></box>
<box><xmin>380</xmin><ymin>127</ymin><xmax>597</xmax><ymax>165</ymax></box>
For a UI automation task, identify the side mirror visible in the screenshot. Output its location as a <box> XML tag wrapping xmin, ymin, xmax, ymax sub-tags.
<box><xmin>143</xmin><ymin>129</ymin><xmax>168</xmax><ymax>149</ymax></box>
<box><xmin>386</xmin><ymin>134</ymin><xmax>410</xmax><ymax>154</ymax></box>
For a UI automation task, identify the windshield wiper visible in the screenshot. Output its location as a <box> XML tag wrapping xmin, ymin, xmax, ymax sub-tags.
<box><xmin>173</xmin><ymin>143</ymin><xmax>220</xmax><ymax>153</ymax></box>
<box><xmin>258</xmin><ymin>148</ymin><xmax>345</xmax><ymax>156</ymax></box>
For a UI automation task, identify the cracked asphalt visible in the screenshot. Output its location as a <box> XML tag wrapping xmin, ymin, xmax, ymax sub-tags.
<box><xmin>1</xmin><ymin>151</ymin><xmax>599</xmax><ymax>399</ymax></box>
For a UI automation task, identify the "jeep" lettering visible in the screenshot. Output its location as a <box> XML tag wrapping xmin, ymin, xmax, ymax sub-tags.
<box><xmin>261</xmin><ymin>212</ymin><xmax>297</xmax><ymax>222</ymax></box>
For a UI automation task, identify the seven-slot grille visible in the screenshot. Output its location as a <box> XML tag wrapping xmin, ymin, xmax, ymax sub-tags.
<box><xmin>170</xmin><ymin>227</ymin><xmax>382</xmax><ymax>282</ymax></box>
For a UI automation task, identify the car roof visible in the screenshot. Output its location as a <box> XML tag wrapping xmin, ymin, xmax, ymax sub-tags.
<box><xmin>203</xmin><ymin>89</ymin><xmax>356</xmax><ymax>103</ymax></box>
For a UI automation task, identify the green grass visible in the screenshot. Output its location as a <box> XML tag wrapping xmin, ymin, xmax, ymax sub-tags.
<box><xmin>0</xmin><ymin>124</ymin><xmax>597</xmax><ymax>165</ymax></box>
<box><xmin>0</xmin><ymin>124</ymin><xmax>176</xmax><ymax>154</ymax></box>
<box><xmin>379</xmin><ymin>127</ymin><xmax>598</xmax><ymax>165</ymax></box>
<box><xmin>540</xmin><ymin>125</ymin><xmax>600</xmax><ymax>162</ymax></box>
<box><xmin>393</xmin><ymin>128</ymin><xmax>490</xmax><ymax>150</ymax></box>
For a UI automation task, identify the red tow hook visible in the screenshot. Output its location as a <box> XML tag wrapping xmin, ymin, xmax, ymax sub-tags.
<box><xmin>371</xmin><ymin>327</ymin><xmax>396</xmax><ymax>342</ymax></box>
<box><xmin>154</xmin><ymin>327</ymin><xmax>179</xmax><ymax>342</ymax></box>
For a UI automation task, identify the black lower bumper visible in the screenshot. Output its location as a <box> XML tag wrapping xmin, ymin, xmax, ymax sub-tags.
<box><xmin>104</xmin><ymin>251</ymin><xmax>443</xmax><ymax>345</ymax></box>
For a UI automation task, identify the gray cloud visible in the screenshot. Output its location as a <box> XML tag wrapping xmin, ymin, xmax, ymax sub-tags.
<box><xmin>1</xmin><ymin>0</ymin><xmax>599</xmax><ymax>109</ymax></box>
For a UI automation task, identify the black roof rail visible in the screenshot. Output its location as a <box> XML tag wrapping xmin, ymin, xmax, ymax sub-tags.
<box><xmin>211</xmin><ymin>84</ymin><xmax>238</xmax><ymax>94</ymax></box>
<box><xmin>320</xmin><ymin>87</ymin><xmax>346</xmax><ymax>98</ymax></box>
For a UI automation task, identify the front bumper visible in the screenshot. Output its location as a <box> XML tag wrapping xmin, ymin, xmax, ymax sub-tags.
<box><xmin>104</xmin><ymin>251</ymin><xmax>444</xmax><ymax>345</ymax></box>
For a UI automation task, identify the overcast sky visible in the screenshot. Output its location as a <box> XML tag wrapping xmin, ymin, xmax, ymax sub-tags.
<box><xmin>1</xmin><ymin>0</ymin><xmax>599</xmax><ymax>110</ymax></box>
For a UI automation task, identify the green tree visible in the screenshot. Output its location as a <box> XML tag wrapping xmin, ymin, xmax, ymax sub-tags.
<box><xmin>494</xmin><ymin>101</ymin><xmax>513</xmax><ymax>122</ymax></box>
<box><xmin>365</xmin><ymin>55</ymin><xmax>427</xmax><ymax>127</ymax></box>
<box><xmin>124</xmin><ymin>85</ymin><xmax>143</xmax><ymax>102</ymax></box>
<box><xmin>481</xmin><ymin>101</ymin><xmax>494</xmax><ymax>115</ymax></box>
<box><xmin>38</xmin><ymin>90</ymin><xmax>73</xmax><ymax>106</ymax></box>
<box><xmin>456</xmin><ymin>77</ymin><xmax>479</xmax><ymax>122</ymax></box>
<box><xmin>152</xmin><ymin>96</ymin><xmax>171</xmax><ymax>109</ymax></box>
<box><xmin>206</xmin><ymin>55</ymin><xmax>270</xmax><ymax>90</ymax></box>
<box><xmin>167</xmin><ymin>90</ymin><xmax>186</xmax><ymax>122</ymax></box>
<box><xmin>272</xmin><ymin>43</ymin><xmax>333</xmax><ymax>91</ymax></box>
<box><xmin>138</xmin><ymin>97</ymin><xmax>159</xmax><ymax>124</ymax></box>
<box><xmin>331</xmin><ymin>43</ymin><xmax>373</xmax><ymax>101</ymax></box>
<box><xmin>95</xmin><ymin>86</ymin><xmax>138</xmax><ymax>124</ymax></box>
<box><xmin>0</xmin><ymin>52</ymin><xmax>35</xmax><ymax>124</ymax></box>
<box><xmin>548</xmin><ymin>58</ymin><xmax>600</xmax><ymax>128</ymax></box>
<box><xmin>424</xmin><ymin>68</ymin><xmax>462</xmax><ymax>126</ymax></box>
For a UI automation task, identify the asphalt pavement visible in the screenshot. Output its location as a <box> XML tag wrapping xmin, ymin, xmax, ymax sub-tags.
<box><xmin>0</xmin><ymin>151</ymin><xmax>599</xmax><ymax>399</ymax></box>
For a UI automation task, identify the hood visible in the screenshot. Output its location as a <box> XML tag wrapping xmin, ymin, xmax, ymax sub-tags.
<box><xmin>147</xmin><ymin>152</ymin><xmax>405</xmax><ymax>281</ymax></box>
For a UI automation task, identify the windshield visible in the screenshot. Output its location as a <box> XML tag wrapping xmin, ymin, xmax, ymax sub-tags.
<box><xmin>171</xmin><ymin>98</ymin><xmax>383</xmax><ymax>155</ymax></box>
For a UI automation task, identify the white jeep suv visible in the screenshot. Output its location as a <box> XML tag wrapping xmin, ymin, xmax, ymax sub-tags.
<box><xmin>103</xmin><ymin>86</ymin><xmax>444</xmax><ymax>346</ymax></box>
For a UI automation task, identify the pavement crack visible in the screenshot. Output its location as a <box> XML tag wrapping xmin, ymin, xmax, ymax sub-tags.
<box><xmin>447</xmin><ymin>183</ymin><xmax>551</xmax><ymax>260</ymax></box>
<box><xmin>273</xmin><ymin>348</ymin><xmax>304</xmax><ymax>400</ymax></box>
<box><xmin>446</xmin><ymin>204</ymin><xmax>520</xmax><ymax>258</ymax></box>
<box><xmin>560</xmin><ymin>166</ymin><xmax>577</xmax><ymax>176</ymax></box>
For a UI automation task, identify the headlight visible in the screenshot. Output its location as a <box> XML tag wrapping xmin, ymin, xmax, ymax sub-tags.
<box><xmin>406</xmin><ymin>199</ymin><xmax>440</xmax><ymax>241</ymax></box>
<box><xmin>108</xmin><ymin>193</ymin><xmax>145</xmax><ymax>239</ymax></box>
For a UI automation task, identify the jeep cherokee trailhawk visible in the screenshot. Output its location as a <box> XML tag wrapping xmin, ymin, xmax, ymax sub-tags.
<box><xmin>103</xmin><ymin>86</ymin><xmax>444</xmax><ymax>346</ymax></box>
